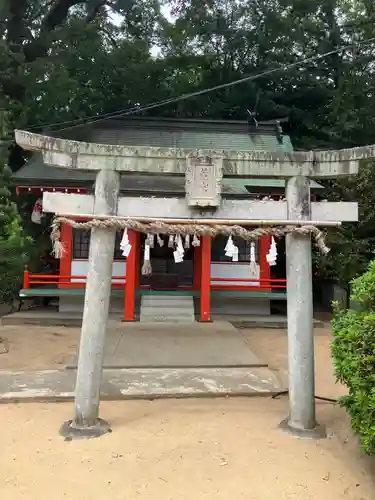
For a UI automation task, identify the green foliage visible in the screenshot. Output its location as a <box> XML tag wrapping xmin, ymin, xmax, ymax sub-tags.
<box><xmin>331</xmin><ymin>259</ymin><xmax>375</xmax><ymax>454</ymax></box>
<box><xmin>0</xmin><ymin>161</ymin><xmax>29</xmax><ymax>303</ymax></box>
<box><xmin>350</xmin><ymin>261</ymin><xmax>375</xmax><ymax>310</ymax></box>
<box><xmin>0</xmin><ymin>0</ymin><xmax>374</xmax><ymax>286</ymax></box>
<box><xmin>314</xmin><ymin>161</ymin><xmax>375</xmax><ymax>285</ymax></box>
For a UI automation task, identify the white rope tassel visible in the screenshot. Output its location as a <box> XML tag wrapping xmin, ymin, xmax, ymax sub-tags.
<box><xmin>192</xmin><ymin>234</ymin><xmax>200</xmax><ymax>247</ymax></box>
<box><xmin>146</xmin><ymin>233</ymin><xmax>154</xmax><ymax>248</ymax></box>
<box><xmin>120</xmin><ymin>228</ymin><xmax>132</xmax><ymax>257</ymax></box>
<box><xmin>266</xmin><ymin>236</ymin><xmax>277</xmax><ymax>266</ymax></box>
<box><xmin>225</xmin><ymin>236</ymin><xmax>234</xmax><ymax>257</ymax></box>
<box><xmin>141</xmin><ymin>243</ymin><xmax>152</xmax><ymax>276</ymax></box>
<box><xmin>168</xmin><ymin>234</ymin><xmax>174</xmax><ymax>248</ymax></box>
<box><xmin>157</xmin><ymin>234</ymin><xmax>164</xmax><ymax>247</ymax></box>
<box><xmin>173</xmin><ymin>235</ymin><xmax>184</xmax><ymax>263</ymax></box>
<box><xmin>184</xmin><ymin>234</ymin><xmax>190</xmax><ymax>249</ymax></box>
<box><xmin>225</xmin><ymin>236</ymin><xmax>238</xmax><ymax>261</ymax></box>
<box><xmin>232</xmin><ymin>245</ymin><xmax>239</xmax><ymax>262</ymax></box>
<box><xmin>52</xmin><ymin>239</ymin><xmax>65</xmax><ymax>259</ymax></box>
<box><xmin>249</xmin><ymin>241</ymin><xmax>260</xmax><ymax>275</ymax></box>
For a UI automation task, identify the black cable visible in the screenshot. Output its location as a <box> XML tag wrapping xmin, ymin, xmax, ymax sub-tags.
<box><xmin>272</xmin><ymin>390</ymin><xmax>337</xmax><ymax>403</ymax></box>
<box><xmin>25</xmin><ymin>35</ymin><xmax>375</xmax><ymax>134</ymax></box>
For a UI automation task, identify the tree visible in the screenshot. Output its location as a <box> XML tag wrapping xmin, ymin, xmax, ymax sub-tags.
<box><xmin>311</xmin><ymin>2</ymin><xmax>375</xmax><ymax>285</ymax></box>
<box><xmin>0</xmin><ymin>1</ymin><xmax>165</xmax><ymax>169</ymax></box>
<box><xmin>0</xmin><ymin>155</ymin><xmax>28</xmax><ymax>303</ymax></box>
<box><xmin>0</xmin><ymin>1</ymin><xmax>176</xmax><ymax>297</ymax></box>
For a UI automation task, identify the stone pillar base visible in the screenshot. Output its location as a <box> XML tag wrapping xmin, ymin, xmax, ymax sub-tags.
<box><xmin>279</xmin><ymin>418</ymin><xmax>326</xmax><ymax>439</ymax></box>
<box><xmin>60</xmin><ymin>418</ymin><xmax>111</xmax><ymax>441</ymax></box>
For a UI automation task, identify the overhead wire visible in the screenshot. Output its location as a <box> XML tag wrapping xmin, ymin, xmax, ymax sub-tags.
<box><xmin>25</xmin><ymin>35</ymin><xmax>375</xmax><ymax>134</ymax></box>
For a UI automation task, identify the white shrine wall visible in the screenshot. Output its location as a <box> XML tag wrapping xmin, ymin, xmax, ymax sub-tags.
<box><xmin>71</xmin><ymin>260</ymin><xmax>126</xmax><ymax>283</ymax></box>
<box><xmin>210</xmin><ymin>262</ymin><xmax>269</xmax><ymax>316</ymax></box>
<box><xmin>59</xmin><ymin>258</ymin><xmax>270</xmax><ymax>316</ymax></box>
<box><xmin>69</xmin><ymin>258</ymin><xmax>261</xmax><ymax>287</ymax></box>
<box><xmin>210</xmin><ymin>262</ymin><xmax>260</xmax><ymax>286</ymax></box>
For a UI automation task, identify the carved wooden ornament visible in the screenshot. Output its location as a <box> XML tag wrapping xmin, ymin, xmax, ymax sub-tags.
<box><xmin>185</xmin><ymin>154</ymin><xmax>223</xmax><ymax>208</ymax></box>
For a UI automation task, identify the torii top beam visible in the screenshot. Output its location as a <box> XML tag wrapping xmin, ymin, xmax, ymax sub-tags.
<box><xmin>14</xmin><ymin>129</ymin><xmax>371</xmax><ymax>179</ymax></box>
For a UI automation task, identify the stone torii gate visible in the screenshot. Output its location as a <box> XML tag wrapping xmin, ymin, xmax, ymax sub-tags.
<box><xmin>15</xmin><ymin>129</ymin><xmax>364</xmax><ymax>439</ymax></box>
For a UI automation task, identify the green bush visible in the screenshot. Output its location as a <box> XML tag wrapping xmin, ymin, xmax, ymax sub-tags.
<box><xmin>0</xmin><ymin>164</ymin><xmax>29</xmax><ymax>304</ymax></box>
<box><xmin>331</xmin><ymin>260</ymin><xmax>375</xmax><ymax>454</ymax></box>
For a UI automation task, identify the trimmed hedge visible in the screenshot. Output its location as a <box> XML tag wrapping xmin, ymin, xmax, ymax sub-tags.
<box><xmin>331</xmin><ymin>260</ymin><xmax>375</xmax><ymax>454</ymax></box>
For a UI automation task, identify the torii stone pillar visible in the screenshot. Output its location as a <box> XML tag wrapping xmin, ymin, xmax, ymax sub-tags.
<box><xmin>15</xmin><ymin>129</ymin><xmax>364</xmax><ymax>439</ymax></box>
<box><xmin>280</xmin><ymin>176</ymin><xmax>324</xmax><ymax>437</ymax></box>
<box><xmin>62</xmin><ymin>169</ymin><xmax>120</xmax><ymax>438</ymax></box>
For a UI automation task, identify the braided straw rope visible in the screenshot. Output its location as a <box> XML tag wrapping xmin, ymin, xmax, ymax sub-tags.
<box><xmin>50</xmin><ymin>216</ymin><xmax>330</xmax><ymax>258</ymax></box>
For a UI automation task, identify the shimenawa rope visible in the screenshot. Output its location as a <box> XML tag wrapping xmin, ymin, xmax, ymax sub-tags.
<box><xmin>50</xmin><ymin>216</ymin><xmax>330</xmax><ymax>258</ymax></box>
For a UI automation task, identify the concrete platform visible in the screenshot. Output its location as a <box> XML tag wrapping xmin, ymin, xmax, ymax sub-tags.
<box><xmin>0</xmin><ymin>367</ymin><xmax>283</xmax><ymax>402</ymax></box>
<box><xmin>229</xmin><ymin>315</ymin><xmax>324</xmax><ymax>329</ymax></box>
<box><xmin>64</xmin><ymin>321</ymin><xmax>265</xmax><ymax>369</ymax></box>
<box><xmin>0</xmin><ymin>309</ymin><xmax>321</xmax><ymax>329</ymax></box>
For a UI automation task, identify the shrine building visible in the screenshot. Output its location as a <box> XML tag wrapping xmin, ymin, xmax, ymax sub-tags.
<box><xmin>14</xmin><ymin>117</ymin><xmax>322</xmax><ymax>322</ymax></box>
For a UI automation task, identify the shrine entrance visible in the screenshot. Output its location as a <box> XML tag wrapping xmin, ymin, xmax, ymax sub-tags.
<box><xmin>15</xmin><ymin>127</ymin><xmax>362</xmax><ymax>440</ymax></box>
<box><xmin>139</xmin><ymin>234</ymin><xmax>194</xmax><ymax>290</ymax></box>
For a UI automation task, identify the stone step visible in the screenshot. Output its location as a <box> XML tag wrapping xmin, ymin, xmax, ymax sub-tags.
<box><xmin>140</xmin><ymin>295</ymin><xmax>195</xmax><ymax>322</ymax></box>
<box><xmin>140</xmin><ymin>316</ymin><xmax>195</xmax><ymax>323</ymax></box>
<box><xmin>142</xmin><ymin>303</ymin><xmax>193</xmax><ymax>310</ymax></box>
<box><xmin>141</xmin><ymin>296</ymin><xmax>194</xmax><ymax>304</ymax></box>
<box><xmin>142</xmin><ymin>294</ymin><xmax>191</xmax><ymax>300</ymax></box>
<box><xmin>0</xmin><ymin>367</ymin><xmax>283</xmax><ymax>402</ymax></box>
<box><xmin>141</xmin><ymin>310</ymin><xmax>194</xmax><ymax>317</ymax></box>
<box><xmin>141</xmin><ymin>309</ymin><xmax>194</xmax><ymax>318</ymax></box>
<box><xmin>140</xmin><ymin>310</ymin><xmax>195</xmax><ymax>317</ymax></box>
<box><xmin>141</xmin><ymin>298</ymin><xmax>192</xmax><ymax>305</ymax></box>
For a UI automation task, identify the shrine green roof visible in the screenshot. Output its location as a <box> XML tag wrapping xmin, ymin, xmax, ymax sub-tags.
<box><xmin>89</xmin><ymin>118</ymin><xmax>294</xmax><ymax>152</ymax></box>
<box><xmin>13</xmin><ymin>155</ymin><xmax>322</xmax><ymax>194</ymax></box>
<box><xmin>13</xmin><ymin>117</ymin><xmax>322</xmax><ymax>192</ymax></box>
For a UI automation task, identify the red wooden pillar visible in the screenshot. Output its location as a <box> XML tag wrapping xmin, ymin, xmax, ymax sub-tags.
<box><xmin>193</xmin><ymin>244</ymin><xmax>202</xmax><ymax>290</ymax></box>
<box><xmin>59</xmin><ymin>223</ymin><xmax>72</xmax><ymax>288</ymax></box>
<box><xmin>134</xmin><ymin>232</ymin><xmax>141</xmax><ymax>289</ymax></box>
<box><xmin>124</xmin><ymin>230</ymin><xmax>139</xmax><ymax>321</ymax></box>
<box><xmin>23</xmin><ymin>267</ymin><xmax>30</xmax><ymax>289</ymax></box>
<box><xmin>200</xmin><ymin>236</ymin><xmax>211</xmax><ymax>322</ymax></box>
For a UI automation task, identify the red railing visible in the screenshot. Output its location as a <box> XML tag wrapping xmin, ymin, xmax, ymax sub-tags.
<box><xmin>23</xmin><ymin>270</ymin><xmax>126</xmax><ymax>288</ymax></box>
<box><xmin>210</xmin><ymin>277</ymin><xmax>287</xmax><ymax>290</ymax></box>
<box><xmin>23</xmin><ymin>271</ymin><xmax>286</xmax><ymax>291</ymax></box>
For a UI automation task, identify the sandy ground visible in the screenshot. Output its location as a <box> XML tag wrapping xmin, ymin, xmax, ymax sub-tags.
<box><xmin>0</xmin><ymin>399</ymin><xmax>374</xmax><ymax>500</ymax></box>
<box><xmin>0</xmin><ymin>322</ymin><xmax>374</xmax><ymax>499</ymax></box>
